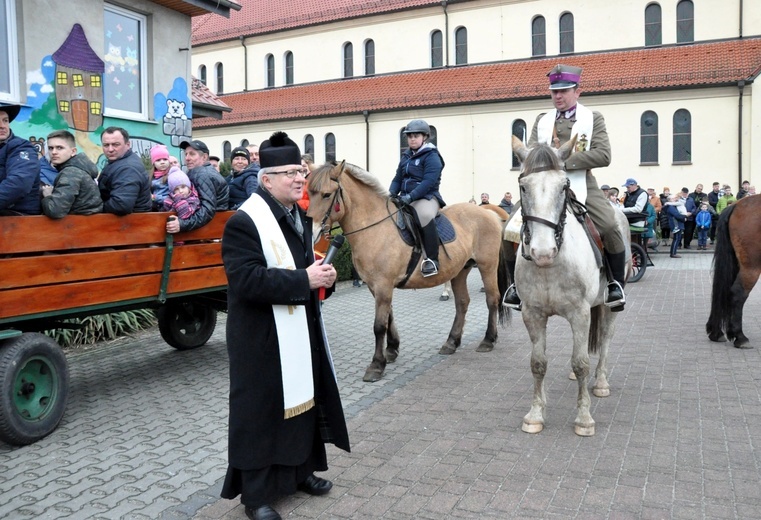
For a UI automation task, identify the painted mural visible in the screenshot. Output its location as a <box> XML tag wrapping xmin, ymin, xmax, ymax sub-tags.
<box><xmin>10</xmin><ymin>23</ymin><xmax>190</xmax><ymax>168</ymax></box>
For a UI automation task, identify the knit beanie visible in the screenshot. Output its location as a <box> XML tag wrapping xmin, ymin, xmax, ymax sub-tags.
<box><xmin>150</xmin><ymin>145</ymin><xmax>170</xmax><ymax>163</ymax></box>
<box><xmin>167</xmin><ymin>167</ymin><xmax>191</xmax><ymax>193</ymax></box>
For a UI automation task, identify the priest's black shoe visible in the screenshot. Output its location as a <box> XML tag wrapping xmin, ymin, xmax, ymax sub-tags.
<box><xmin>297</xmin><ymin>474</ymin><xmax>333</xmax><ymax>496</ymax></box>
<box><xmin>244</xmin><ymin>505</ymin><xmax>281</xmax><ymax>520</ymax></box>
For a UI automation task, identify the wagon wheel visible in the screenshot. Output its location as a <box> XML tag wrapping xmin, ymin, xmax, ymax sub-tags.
<box><xmin>0</xmin><ymin>333</ymin><xmax>69</xmax><ymax>446</ymax></box>
<box><xmin>157</xmin><ymin>300</ymin><xmax>217</xmax><ymax>350</ymax></box>
<box><xmin>628</xmin><ymin>243</ymin><xmax>647</xmax><ymax>283</ymax></box>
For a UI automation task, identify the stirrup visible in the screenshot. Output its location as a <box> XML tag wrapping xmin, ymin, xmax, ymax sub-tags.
<box><xmin>421</xmin><ymin>258</ymin><xmax>439</xmax><ymax>277</ymax></box>
<box><xmin>604</xmin><ymin>280</ymin><xmax>626</xmax><ymax>309</ymax></box>
<box><xmin>502</xmin><ymin>284</ymin><xmax>522</xmax><ymax>311</ymax></box>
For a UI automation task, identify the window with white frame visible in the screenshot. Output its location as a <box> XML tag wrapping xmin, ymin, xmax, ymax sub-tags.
<box><xmin>104</xmin><ymin>4</ymin><xmax>148</xmax><ymax>118</ymax></box>
<box><xmin>0</xmin><ymin>0</ymin><xmax>19</xmax><ymax>102</ymax></box>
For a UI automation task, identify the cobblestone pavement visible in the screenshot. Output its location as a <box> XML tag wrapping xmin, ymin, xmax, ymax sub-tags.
<box><xmin>1</xmin><ymin>250</ymin><xmax>760</xmax><ymax>519</ymax></box>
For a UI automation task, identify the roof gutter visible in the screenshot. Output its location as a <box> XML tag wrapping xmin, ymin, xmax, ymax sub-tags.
<box><xmin>363</xmin><ymin>110</ymin><xmax>370</xmax><ymax>170</ymax></box>
<box><xmin>737</xmin><ymin>80</ymin><xmax>744</xmax><ymax>188</ymax></box>
<box><xmin>183</xmin><ymin>0</ymin><xmax>241</xmax><ymax>18</ymax></box>
<box><xmin>442</xmin><ymin>1</ymin><xmax>449</xmax><ymax>67</ymax></box>
<box><xmin>240</xmin><ymin>36</ymin><xmax>248</xmax><ymax>92</ymax></box>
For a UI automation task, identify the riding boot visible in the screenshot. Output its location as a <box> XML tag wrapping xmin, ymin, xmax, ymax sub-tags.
<box><xmin>420</xmin><ymin>221</ymin><xmax>440</xmax><ymax>277</ymax></box>
<box><xmin>503</xmin><ymin>259</ymin><xmax>521</xmax><ymax>311</ymax></box>
<box><xmin>604</xmin><ymin>250</ymin><xmax>627</xmax><ymax>312</ymax></box>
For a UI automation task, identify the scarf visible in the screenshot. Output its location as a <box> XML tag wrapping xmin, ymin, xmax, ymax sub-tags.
<box><xmin>238</xmin><ymin>193</ymin><xmax>315</xmax><ymax>419</ymax></box>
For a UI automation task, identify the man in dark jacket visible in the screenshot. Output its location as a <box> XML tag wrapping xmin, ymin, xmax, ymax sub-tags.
<box><xmin>220</xmin><ymin>131</ymin><xmax>350</xmax><ymax>520</ymax></box>
<box><xmin>166</xmin><ymin>139</ymin><xmax>229</xmax><ymax>233</ymax></box>
<box><xmin>41</xmin><ymin>130</ymin><xmax>103</xmax><ymax>218</ymax></box>
<box><xmin>0</xmin><ymin>104</ymin><xmax>41</xmax><ymax>215</ymax></box>
<box><xmin>228</xmin><ymin>146</ymin><xmax>260</xmax><ymax>210</ymax></box>
<box><xmin>99</xmin><ymin>127</ymin><xmax>152</xmax><ymax>215</ymax></box>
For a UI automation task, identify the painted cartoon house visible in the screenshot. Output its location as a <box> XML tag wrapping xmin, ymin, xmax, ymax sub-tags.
<box><xmin>51</xmin><ymin>24</ymin><xmax>105</xmax><ymax>132</ymax></box>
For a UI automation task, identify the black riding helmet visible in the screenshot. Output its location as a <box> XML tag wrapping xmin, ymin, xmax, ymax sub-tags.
<box><xmin>403</xmin><ymin>119</ymin><xmax>430</xmax><ymax>137</ymax></box>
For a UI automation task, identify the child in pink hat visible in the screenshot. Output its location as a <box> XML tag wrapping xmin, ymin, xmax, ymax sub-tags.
<box><xmin>162</xmin><ymin>167</ymin><xmax>200</xmax><ymax>219</ymax></box>
<box><xmin>150</xmin><ymin>145</ymin><xmax>174</xmax><ymax>210</ymax></box>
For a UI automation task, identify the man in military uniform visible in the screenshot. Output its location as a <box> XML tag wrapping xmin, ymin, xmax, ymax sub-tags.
<box><xmin>504</xmin><ymin>64</ymin><xmax>627</xmax><ymax>312</ymax></box>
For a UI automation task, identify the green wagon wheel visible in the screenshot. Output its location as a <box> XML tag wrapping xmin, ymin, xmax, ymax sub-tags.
<box><xmin>0</xmin><ymin>333</ymin><xmax>69</xmax><ymax>446</ymax></box>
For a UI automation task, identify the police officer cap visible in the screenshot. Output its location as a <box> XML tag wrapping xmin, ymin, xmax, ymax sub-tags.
<box><xmin>259</xmin><ymin>131</ymin><xmax>302</xmax><ymax>168</ymax></box>
<box><xmin>548</xmin><ymin>64</ymin><xmax>582</xmax><ymax>90</ymax></box>
<box><xmin>403</xmin><ymin>119</ymin><xmax>430</xmax><ymax>136</ymax></box>
<box><xmin>0</xmin><ymin>103</ymin><xmax>22</xmax><ymax>123</ymax></box>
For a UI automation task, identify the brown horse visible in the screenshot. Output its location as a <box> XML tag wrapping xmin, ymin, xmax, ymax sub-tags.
<box><xmin>307</xmin><ymin>161</ymin><xmax>509</xmax><ymax>382</ymax></box>
<box><xmin>706</xmin><ymin>195</ymin><xmax>761</xmax><ymax>348</ymax></box>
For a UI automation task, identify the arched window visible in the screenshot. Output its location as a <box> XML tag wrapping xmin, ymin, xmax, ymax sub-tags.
<box><xmin>198</xmin><ymin>65</ymin><xmax>207</xmax><ymax>85</ymax></box>
<box><xmin>673</xmin><ymin>109</ymin><xmax>691</xmax><ymax>163</ymax></box>
<box><xmin>640</xmin><ymin>111</ymin><xmax>659</xmax><ymax>164</ymax></box>
<box><xmin>511</xmin><ymin>119</ymin><xmax>527</xmax><ymax>169</ymax></box>
<box><xmin>304</xmin><ymin>134</ymin><xmax>314</xmax><ymax>156</ymax></box>
<box><xmin>215</xmin><ymin>62</ymin><xmax>224</xmax><ymax>94</ymax></box>
<box><xmin>325</xmin><ymin>133</ymin><xmax>336</xmax><ymax>162</ymax></box>
<box><xmin>343</xmin><ymin>42</ymin><xmax>353</xmax><ymax>78</ymax></box>
<box><xmin>644</xmin><ymin>3</ymin><xmax>662</xmax><ymax>46</ymax></box>
<box><xmin>284</xmin><ymin>51</ymin><xmax>293</xmax><ymax>85</ymax></box>
<box><xmin>364</xmin><ymin>39</ymin><xmax>375</xmax><ymax>76</ymax></box>
<box><xmin>240</xmin><ymin>139</ymin><xmax>249</xmax><ymax>148</ymax></box>
<box><xmin>223</xmin><ymin>141</ymin><xmax>232</xmax><ymax>162</ymax></box>
<box><xmin>455</xmin><ymin>27</ymin><xmax>468</xmax><ymax>65</ymax></box>
<box><xmin>266</xmin><ymin>54</ymin><xmax>275</xmax><ymax>88</ymax></box>
<box><xmin>676</xmin><ymin>0</ymin><xmax>694</xmax><ymax>43</ymax></box>
<box><xmin>430</xmin><ymin>30</ymin><xmax>443</xmax><ymax>68</ymax></box>
<box><xmin>559</xmin><ymin>13</ymin><xmax>574</xmax><ymax>54</ymax></box>
<box><xmin>531</xmin><ymin>16</ymin><xmax>546</xmax><ymax>57</ymax></box>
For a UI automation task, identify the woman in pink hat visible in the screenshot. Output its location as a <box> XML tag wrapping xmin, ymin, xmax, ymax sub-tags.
<box><xmin>149</xmin><ymin>144</ymin><xmax>173</xmax><ymax>210</ymax></box>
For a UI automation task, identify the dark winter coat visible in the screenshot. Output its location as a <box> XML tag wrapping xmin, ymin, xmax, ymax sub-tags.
<box><xmin>179</xmin><ymin>163</ymin><xmax>229</xmax><ymax>232</ymax></box>
<box><xmin>99</xmin><ymin>149</ymin><xmax>152</xmax><ymax>215</ymax></box>
<box><xmin>389</xmin><ymin>143</ymin><xmax>446</xmax><ymax>207</ymax></box>
<box><xmin>228</xmin><ymin>163</ymin><xmax>259</xmax><ymax>210</ymax></box>
<box><xmin>0</xmin><ymin>131</ymin><xmax>41</xmax><ymax>214</ymax></box>
<box><xmin>221</xmin><ymin>187</ymin><xmax>350</xmax><ymax>470</ymax></box>
<box><xmin>41</xmin><ymin>153</ymin><xmax>103</xmax><ymax>218</ymax></box>
<box><xmin>665</xmin><ymin>203</ymin><xmax>686</xmax><ymax>233</ymax></box>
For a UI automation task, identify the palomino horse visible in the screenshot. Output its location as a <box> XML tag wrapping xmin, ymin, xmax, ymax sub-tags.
<box><xmin>307</xmin><ymin>161</ymin><xmax>509</xmax><ymax>382</ymax></box>
<box><xmin>511</xmin><ymin>136</ymin><xmax>631</xmax><ymax>436</ymax></box>
<box><xmin>706</xmin><ymin>195</ymin><xmax>761</xmax><ymax>348</ymax></box>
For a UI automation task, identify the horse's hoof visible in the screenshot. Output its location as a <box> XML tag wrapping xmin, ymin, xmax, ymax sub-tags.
<box><xmin>439</xmin><ymin>295</ymin><xmax>449</xmax><ymax>301</ymax></box>
<box><xmin>709</xmin><ymin>333</ymin><xmax>727</xmax><ymax>343</ymax></box>
<box><xmin>734</xmin><ymin>340</ymin><xmax>753</xmax><ymax>349</ymax></box>
<box><xmin>568</xmin><ymin>371</ymin><xmax>577</xmax><ymax>381</ymax></box>
<box><xmin>522</xmin><ymin>421</ymin><xmax>544</xmax><ymax>434</ymax></box>
<box><xmin>439</xmin><ymin>344</ymin><xmax>457</xmax><ymax>355</ymax></box>
<box><xmin>362</xmin><ymin>369</ymin><xmax>383</xmax><ymax>383</ymax></box>
<box><xmin>593</xmin><ymin>387</ymin><xmax>610</xmax><ymax>398</ymax></box>
<box><xmin>385</xmin><ymin>349</ymin><xmax>399</xmax><ymax>363</ymax></box>
<box><xmin>475</xmin><ymin>342</ymin><xmax>494</xmax><ymax>353</ymax></box>
<box><xmin>574</xmin><ymin>424</ymin><xmax>595</xmax><ymax>437</ymax></box>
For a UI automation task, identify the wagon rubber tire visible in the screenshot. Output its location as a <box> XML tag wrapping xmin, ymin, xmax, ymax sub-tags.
<box><xmin>0</xmin><ymin>333</ymin><xmax>69</xmax><ymax>446</ymax></box>
<box><xmin>158</xmin><ymin>300</ymin><xmax>217</xmax><ymax>350</ymax></box>
<box><xmin>629</xmin><ymin>243</ymin><xmax>647</xmax><ymax>283</ymax></box>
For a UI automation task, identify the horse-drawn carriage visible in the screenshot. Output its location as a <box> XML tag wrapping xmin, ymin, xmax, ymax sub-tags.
<box><xmin>0</xmin><ymin>212</ymin><xmax>233</xmax><ymax>445</ymax></box>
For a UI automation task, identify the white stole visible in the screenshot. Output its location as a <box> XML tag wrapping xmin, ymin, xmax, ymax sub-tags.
<box><xmin>238</xmin><ymin>193</ymin><xmax>314</xmax><ymax>419</ymax></box>
<box><xmin>536</xmin><ymin>102</ymin><xmax>594</xmax><ymax>203</ymax></box>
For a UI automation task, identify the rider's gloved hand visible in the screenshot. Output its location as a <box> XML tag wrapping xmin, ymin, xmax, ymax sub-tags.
<box><xmin>399</xmin><ymin>194</ymin><xmax>412</xmax><ymax>206</ymax></box>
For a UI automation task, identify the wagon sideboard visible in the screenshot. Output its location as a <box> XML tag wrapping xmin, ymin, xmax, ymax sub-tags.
<box><xmin>0</xmin><ymin>212</ymin><xmax>234</xmax><ymax>325</ymax></box>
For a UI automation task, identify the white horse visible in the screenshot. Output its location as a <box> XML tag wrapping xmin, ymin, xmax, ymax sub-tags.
<box><xmin>511</xmin><ymin>136</ymin><xmax>631</xmax><ymax>436</ymax></box>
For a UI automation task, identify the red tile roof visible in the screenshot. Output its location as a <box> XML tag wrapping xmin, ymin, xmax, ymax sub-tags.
<box><xmin>191</xmin><ymin>77</ymin><xmax>232</xmax><ymax>114</ymax></box>
<box><xmin>194</xmin><ymin>38</ymin><xmax>761</xmax><ymax>129</ymax></box>
<box><xmin>191</xmin><ymin>0</ymin><xmax>450</xmax><ymax>45</ymax></box>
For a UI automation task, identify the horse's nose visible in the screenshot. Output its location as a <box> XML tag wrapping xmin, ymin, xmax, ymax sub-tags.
<box><xmin>531</xmin><ymin>247</ymin><xmax>558</xmax><ymax>267</ymax></box>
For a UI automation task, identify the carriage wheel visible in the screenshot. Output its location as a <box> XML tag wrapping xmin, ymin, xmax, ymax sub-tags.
<box><xmin>629</xmin><ymin>243</ymin><xmax>647</xmax><ymax>283</ymax></box>
<box><xmin>157</xmin><ymin>300</ymin><xmax>217</xmax><ymax>350</ymax></box>
<box><xmin>0</xmin><ymin>333</ymin><xmax>69</xmax><ymax>446</ymax></box>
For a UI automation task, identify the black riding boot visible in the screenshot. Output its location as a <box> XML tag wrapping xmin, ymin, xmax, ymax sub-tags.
<box><xmin>420</xmin><ymin>221</ymin><xmax>440</xmax><ymax>277</ymax></box>
<box><xmin>605</xmin><ymin>250</ymin><xmax>627</xmax><ymax>312</ymax></box>
<box><xmin>503</xmin><ymin>259</ymin><xmax>521</xmax><ymax>311</ymax></box>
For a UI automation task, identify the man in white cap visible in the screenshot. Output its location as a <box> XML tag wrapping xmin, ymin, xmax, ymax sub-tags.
<box><xmin>220</xmin><ymin>131</ymin><xmax>350</xmax><ymax>520</ymax></box>
<box><xmin>504</xmin><ymin>64</ymin><xmax>627</xmax><ymax>312</ymax></box>
<box><xmin>0</xmin><ymin>104</ymin><xmax>41</xmax><ymax>215</ymax></box>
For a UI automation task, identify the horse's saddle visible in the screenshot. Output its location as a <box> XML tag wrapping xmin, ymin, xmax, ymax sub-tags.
<box><xmin>395</xmin><ymin>207</ymin><xmax>456</xmax><ymax>247</ymax></box>
<box><xmin>567</xmin><ymin>196</ymin><xmax>605</xmax><ymax>268</ymax></box>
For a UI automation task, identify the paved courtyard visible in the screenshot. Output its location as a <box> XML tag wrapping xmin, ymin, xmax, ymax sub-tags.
<box><xmin>1</xmin><ymin>251</ymin><xmax>760</xmax><ymax>519</ymax></box>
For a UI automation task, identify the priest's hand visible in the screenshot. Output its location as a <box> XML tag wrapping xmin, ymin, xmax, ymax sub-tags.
<box><xmin>307</xmin><ymin>259</ymin><xmax>337</xmax><ymax>289</ymax></box>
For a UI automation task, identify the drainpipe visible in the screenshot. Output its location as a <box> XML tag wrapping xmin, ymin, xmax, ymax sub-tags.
<box><xmin>737</xmin><ymin>80</ymin><xmax>744</xmax><ymax>188</ymax></box>
<box><xmin>442</xmin><ymin>1</ymin><xmax>449</xmax><ymax>67</ymax></box>
<box><xmin>240</xmin><ymin>36</ymin><xmax>248</xmax><ymax>92</ymax></box>
<box><xmin>739</xmin><ymin>0</ymin><xmax>743</xmax><ymax>38</ymax></box>
<box><xmin>363</xmin><ymin>110</ymin><xmax>370</xmax><ymax>170</ymax></box>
